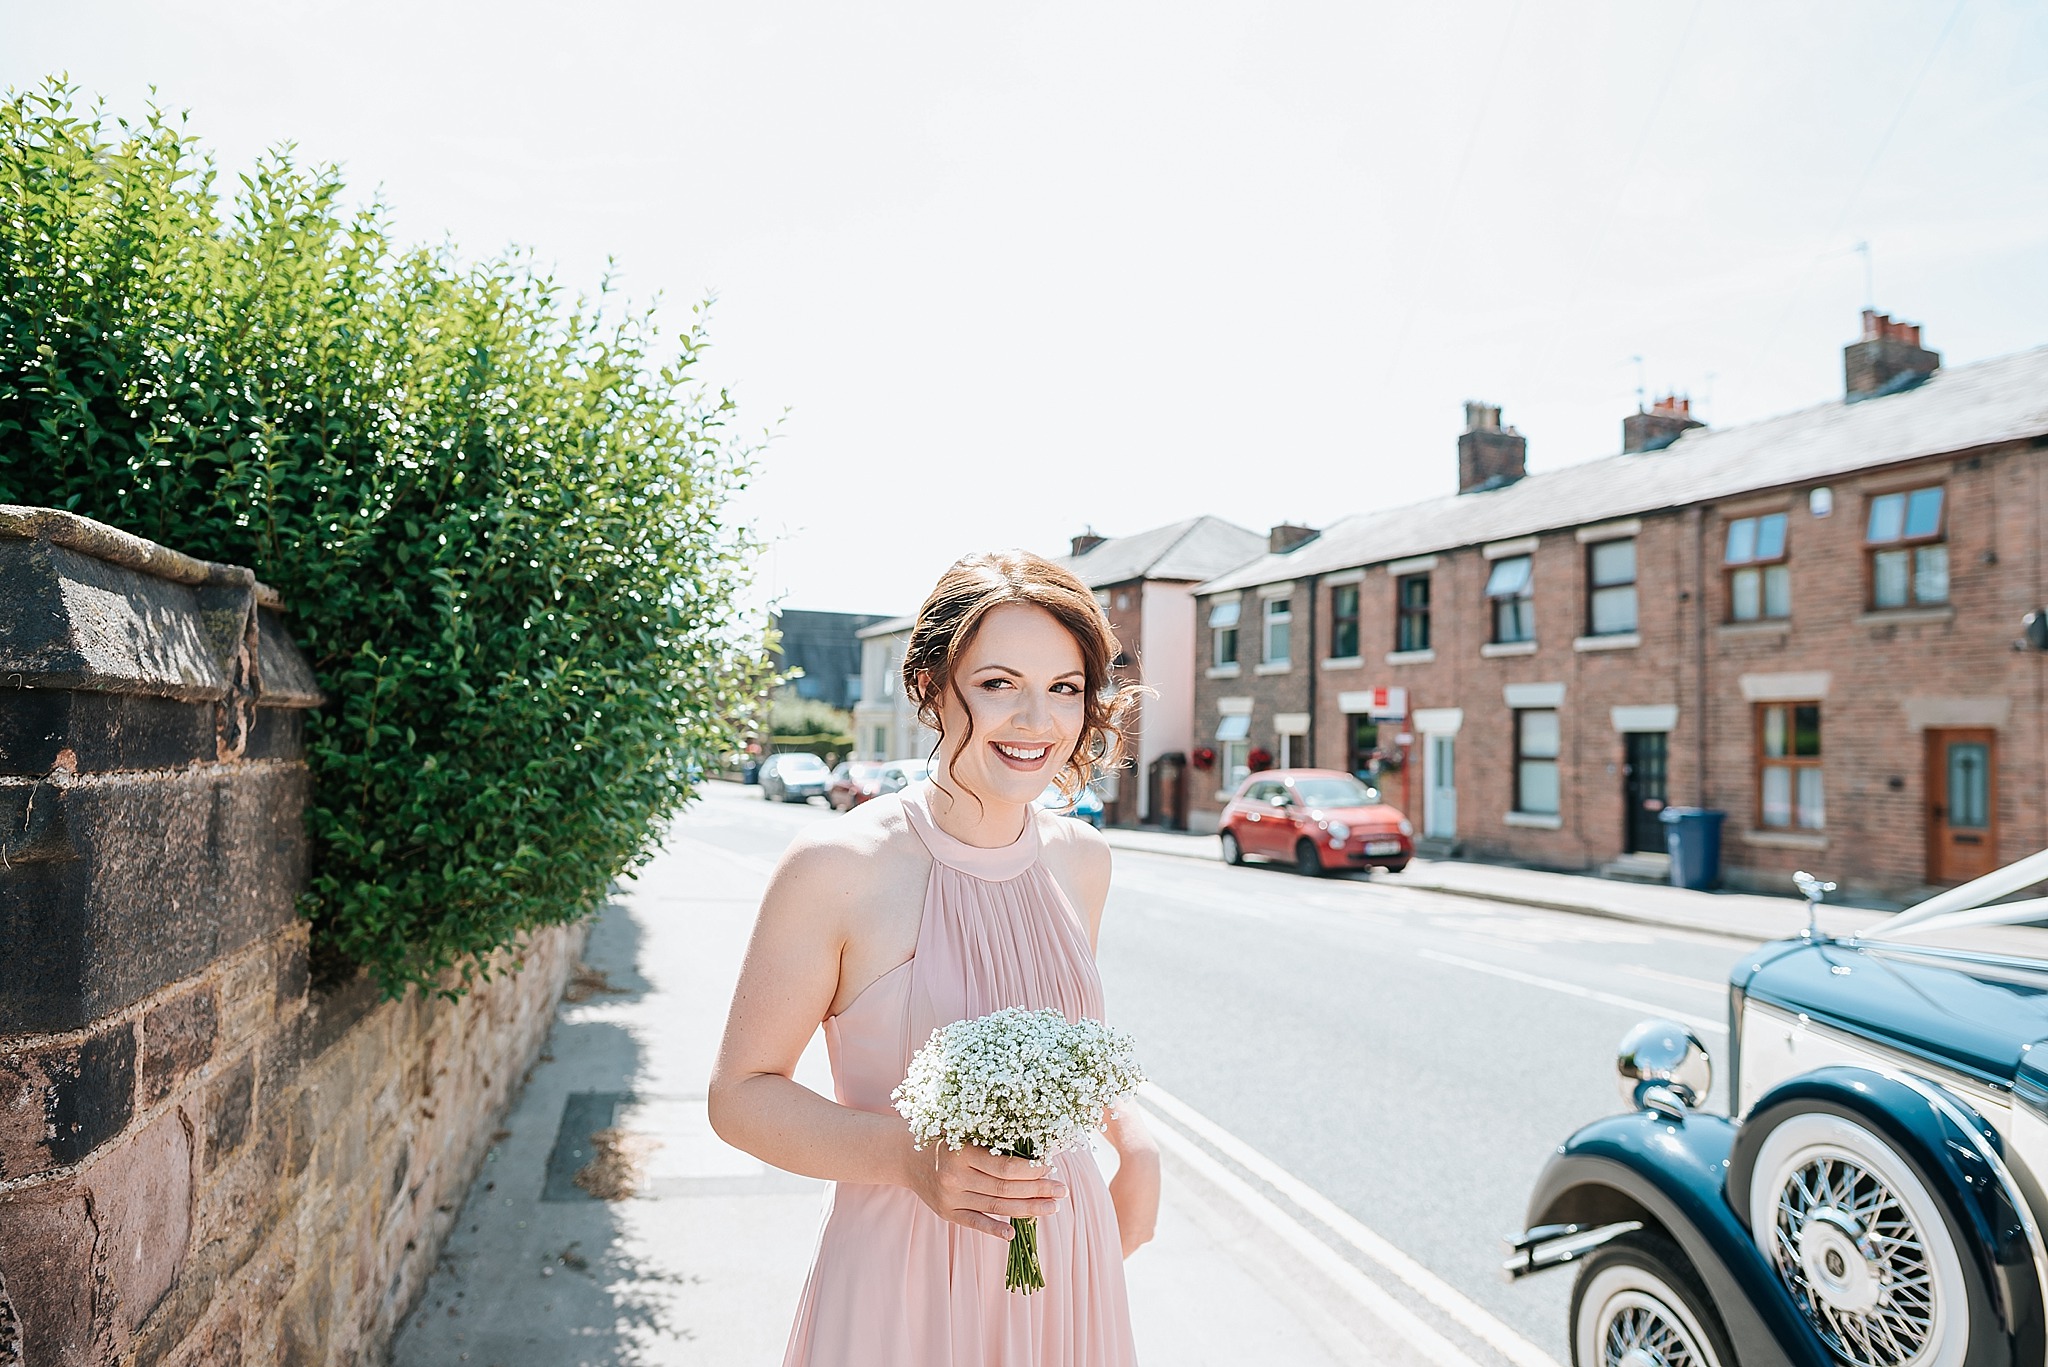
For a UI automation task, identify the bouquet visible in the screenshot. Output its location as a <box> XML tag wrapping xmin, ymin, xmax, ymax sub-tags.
<box><xmin>891</xmin><ymin>1006</ymin><xmax>1146</xmax><ymax>1293</ymax></box>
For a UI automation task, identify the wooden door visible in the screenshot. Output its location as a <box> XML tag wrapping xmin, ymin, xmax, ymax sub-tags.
<box><xmin>1927</xmin><ymin>728</ymin><xmax>1997</xmax><ymax>884</ymax></box>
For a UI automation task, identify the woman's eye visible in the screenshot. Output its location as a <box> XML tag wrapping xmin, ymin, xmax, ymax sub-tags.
<box><xmin>1051</xmin><ymin>682</ymin><xmax>1081</xmax><ymax>695</ymax></box>
<box><xmin>979</xmin><ymin>679</ymin><xmax>1012</xmax><ymax>691</ymax></box>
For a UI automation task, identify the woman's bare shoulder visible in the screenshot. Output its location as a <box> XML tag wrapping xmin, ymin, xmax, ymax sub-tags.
<box><xmin>773</xmin><ymin>793</ymin><xmax>925</xmax><ymax>891</ymax></box>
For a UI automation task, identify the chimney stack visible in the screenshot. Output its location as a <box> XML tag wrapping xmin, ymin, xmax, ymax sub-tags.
<box><xmin>1622</xmin><ymin>394</ymin><xmax>1706</xmax><ymax>453</ymax></box>
<box><xmin>1268</xmin><ymin>523</ymin><xmax>1319</xmax><ymax>554</ymax></box>
<box><xmin>1845</xmin><ymin>310</ymin><xmax>1939</xmax><ymax>401</ymax></box>
<box><xmin>1069</xmin><ymin>530</ymin><xmax>1107</xmax><ymax>557</ymax></box>
<box><xmin>1457</xmin><ymin>401</ymin><xmax>1527</xmax><ymax>494</ymax></box>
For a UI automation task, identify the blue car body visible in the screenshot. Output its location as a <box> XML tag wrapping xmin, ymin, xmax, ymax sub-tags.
<box><xmin>1510</xmin><ymin>856</ymin><xmax>2048</xmax><ymax>1367</ymax></box>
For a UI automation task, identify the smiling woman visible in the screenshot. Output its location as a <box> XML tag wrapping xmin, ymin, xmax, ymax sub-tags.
<box><xmin>709</xmin><ymin>550</ymin><xmax>1161</xmax><ymax>1366</ymax></box>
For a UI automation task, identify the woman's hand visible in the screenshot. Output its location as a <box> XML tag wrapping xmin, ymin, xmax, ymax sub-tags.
<box><xmin>906</xmin><ymin>1141</ymin><xmax>1068</xmax><ymax>1241</ymax></box>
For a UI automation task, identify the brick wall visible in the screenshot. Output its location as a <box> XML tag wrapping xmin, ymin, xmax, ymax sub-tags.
<box><xmin>1189</xmin><ymin>583</ymin><xmax>1312</xmax><ymax>834</ymax></box>
<box><xmin>0</xmin><ymin>509</ymin><xmax>583</xmax><ymax>1367</ymax></box>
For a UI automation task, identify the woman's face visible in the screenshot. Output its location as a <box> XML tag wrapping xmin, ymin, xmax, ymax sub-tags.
<box><xmin>931</xmin><ymin>602</ymin><xmax>1087</xmax><ymax>809</ymax></box>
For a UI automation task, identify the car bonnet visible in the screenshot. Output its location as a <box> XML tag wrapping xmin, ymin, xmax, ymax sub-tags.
<box><xmin>1740</xmin><ymin>938</ymin><xmax>2048</xmax><ymax>1088</ymax></box>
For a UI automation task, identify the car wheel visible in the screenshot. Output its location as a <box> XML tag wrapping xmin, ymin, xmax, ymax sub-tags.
<box><xmin>1572</xmin><ymin>1231</ymin><xmax>1734</xmax><ymax>1367</ymax></box>
<box><xmin>1383</xmin><ymin>860</ymin><xmax>1409</xmax><ymax>874</ymax></box>
<box><xmin>1748</xmin><ymin>1110</ymin><xmax>1977</xmax><ymax>1367</ymax></box>
<box><xmin>1294</xmin><ymin>839</ymin><xmax>1324</xmax><ymax>877</ymax></box>
<box><xmin>1220</xmin><ymin>831</ymin><xmax>1244</xmax><ymax>866</ymax></box>
<box><xmin>761</xmin><ymin>783</ymin><xmax>774</xmax><ymax>801</ymax></box>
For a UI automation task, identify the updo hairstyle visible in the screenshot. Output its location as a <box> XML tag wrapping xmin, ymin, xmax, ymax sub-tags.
<box><xmin>903</xmin><ymin>550</ymin><xmax>1144</xmax><ymax>802</ymax></box>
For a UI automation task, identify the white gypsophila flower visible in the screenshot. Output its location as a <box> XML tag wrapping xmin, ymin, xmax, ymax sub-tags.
<box><xmin>890</xmin><ymin>1006</ymin><xmax>1147</xmax><ymax>1161</ymax></box>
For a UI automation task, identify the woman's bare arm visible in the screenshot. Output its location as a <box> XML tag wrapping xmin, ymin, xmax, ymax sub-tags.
<box><xmin>707</xmin><ymin>830</ymin><xmax>1065</xmax><ymax>1239</ymax></box>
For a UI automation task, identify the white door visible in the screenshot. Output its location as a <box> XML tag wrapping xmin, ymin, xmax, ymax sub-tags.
<box><xmin>1425</xmin><ymin>734</ymin><xmax>1457</xmax><ymax>839</ymax></box>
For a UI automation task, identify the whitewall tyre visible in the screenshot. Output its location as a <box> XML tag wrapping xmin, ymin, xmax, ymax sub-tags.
<box><xmin>1748</xmin><ymin>1110</ymin><xmax>1971</xmax><ymax>1367</ymax></box>
<box><xmin>1571</xmin><ymin>1233</ymin><xmax>1734</xmax><ymax>1367</ymax></box>
<box><xmin>1221</xmin><ymin>832</ymin><xmax>1244</xmax><ymax>866</ymax></box>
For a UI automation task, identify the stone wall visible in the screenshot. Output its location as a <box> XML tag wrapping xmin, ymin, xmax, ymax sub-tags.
<box><xmin>0</xmin><ymin>508</ymin><xmax>584</xmax><ymax>1366</ymax></box>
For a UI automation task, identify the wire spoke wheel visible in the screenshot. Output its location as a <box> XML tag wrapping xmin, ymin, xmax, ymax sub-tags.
<box><xmin>1596</xmin><ymin>1292</ymin><xmax>1717</xmax><ymax>1367</ymax></box>
<box><xmin>1751</xmin><ymin>1112</ymin><xmax>1970</xmax><ymax>1367</ymax></box>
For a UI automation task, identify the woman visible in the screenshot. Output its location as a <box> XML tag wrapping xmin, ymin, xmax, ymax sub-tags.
<box><xmin>709</xmin><ymin>550</ymin><xmax>1160</xmax><ymax>1366</ymax></box>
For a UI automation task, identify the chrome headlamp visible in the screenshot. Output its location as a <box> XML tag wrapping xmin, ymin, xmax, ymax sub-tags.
<box><xmin>1615</xmin><ymin>1018</ymin><xmax>1712</xmax><ymax>1121</ymax></box>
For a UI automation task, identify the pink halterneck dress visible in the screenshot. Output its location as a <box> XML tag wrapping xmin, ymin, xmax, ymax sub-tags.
<box><xmin>782</xmin><ymin>781</ymin><xmax>1139</xmax><ymax>1366</ymax></box>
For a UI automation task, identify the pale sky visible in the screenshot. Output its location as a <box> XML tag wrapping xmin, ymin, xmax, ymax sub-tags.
<box><xmin>8</xmin><ymin>1</ymin><xmax>2047</xmax><ymax>616</ymax></box>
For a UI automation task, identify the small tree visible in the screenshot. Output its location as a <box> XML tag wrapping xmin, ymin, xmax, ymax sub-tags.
<box><xmin>0</xmin><ymin>83</ymin><xmax>774</xmax><ymax>993</ymax></box>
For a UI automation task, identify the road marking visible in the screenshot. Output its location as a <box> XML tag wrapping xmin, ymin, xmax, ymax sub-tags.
<box><xmin>1139</xmin><ymin>1103</ymin><xmax>1490</xmax><ymax>1367</ymax></box>
<box><xmin>1416</xmin><ymin>949</ymin><xmax>1726</xmax><ymax>1036</ymax></box>
<box><xmin>1141</xmin><ymin>1084</ymin><xmax>1563</xmax><ymax>1367</ymax></box>
<box><xmin>1623</xmin><ymin>963</ymin><xmax>1727</xmax><ymax>994</ymax></box>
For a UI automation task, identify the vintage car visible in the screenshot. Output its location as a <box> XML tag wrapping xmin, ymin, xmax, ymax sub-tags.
<box><xmin>1507</xmin><ymin>849</ymin><xmax>2048</xmax><ymax>1367</ymax></box>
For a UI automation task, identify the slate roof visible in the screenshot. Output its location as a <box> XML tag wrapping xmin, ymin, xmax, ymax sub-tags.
<box><xmin>1197</xmin><ymin>343</ymin><xmax>2048</xmax><ymax>596</ymax></box>
<box><xmin>857</xmin><ymin>614</ymin><xmax>915</xmax><ymax>639</ymax></box>
<box><xmin>1056</xmin><ymin>516</ymin><xmax>1268</xmax><ymax>589</ymax></box>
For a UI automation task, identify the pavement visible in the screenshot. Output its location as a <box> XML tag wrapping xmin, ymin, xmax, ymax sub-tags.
<box><xmin>1100</xmin><ymin>823</ymin><xmax>1895</xmax><ymax>944</ymax></box>
<box><xmin>390</xmin><ymin>790</ymin><xmax>1893</xmax><ymax>1365</ymax></box>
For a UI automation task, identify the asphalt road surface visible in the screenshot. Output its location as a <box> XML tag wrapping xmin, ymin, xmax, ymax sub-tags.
<box><xmin>689</xmin><ymin>782</ymin><xmax>1759</xmax><ymax>1362</ymax></box>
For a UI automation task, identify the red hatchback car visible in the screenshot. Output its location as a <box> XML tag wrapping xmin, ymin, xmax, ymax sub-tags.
<box><xmin>827</xmin><ymin>760</ymin><xmax>888</xmax><ymax>813</ymax></box>
<box><xmin>1218</xmin><ymin>768</ymin><xmax>1414</xmax><ymax>876</ymax></box>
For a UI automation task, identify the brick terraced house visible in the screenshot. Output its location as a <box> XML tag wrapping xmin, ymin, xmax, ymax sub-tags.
<box><xmin>1189</xmin><ymin>313</ymin><xmax>2048</xmax><ymax>900</ymax></box>
<box><xmin>1056</xmin><ymin>517</ymin><xmax>1268</xmax><ymax>828</ymax></box>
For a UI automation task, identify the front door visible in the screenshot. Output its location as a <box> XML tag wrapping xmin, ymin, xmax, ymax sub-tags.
<box><xmin>1622</xmin><ymin>732</ymin><xmax>1669</xmax><ymax>854</ymax></box>
<box><xmin>1928</xmin><ymin>728</ymin><xmax>1997</xmax><ymax>884</ymax></box>
<box><xmin>1425</xmin><ymin>734</ymin><xmax>1457</xmax><ymax>840</ymax></box>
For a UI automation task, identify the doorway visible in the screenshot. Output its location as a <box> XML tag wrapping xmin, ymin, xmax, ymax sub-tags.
<box><xmin>1622</xmin><ymin>732</ymin><xmax>1669</xmax><ymax>854</ymax></box>
<box><xmin>1927</xmin><ymin>728</ymin><xmax>1997</xmax><ymax>884</ymax></box>
<box><xmin>1424</xmin><ymin>733</ymin><xmax>1457</xmax><ymax>840</ymax></box>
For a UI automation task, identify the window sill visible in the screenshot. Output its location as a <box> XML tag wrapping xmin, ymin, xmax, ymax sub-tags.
<box><xmin>1254</xmin><ymin>661</ymin><xmax>1293</xmax><ymax>675</ymax></box>
<box><xmin>1481</xmin><ymin>641</ymin><xmax>1537</xmax><ymax>658</ymax></box>
<box><xmin>1717</xmin><ymin>620</ymin><xmax>1791</xmax><ymax>638</ymax></box>
<box><xmin>1573</xmin><ymin>632</ymin><xmax>1640</xmax><ymax>652</ymax></box>
<box><xmin>1740</xmin><ymin>829</ymin><xmax>1828</xmax><ymax>851</ymax></box>
<box><xmin>1205</xmin><ymin>664</ymin><xmax>1241</xmax><ymax>679</ymax></box>
<box><xmin>1385</xmin><ymin>649</ymin><xmax>1436</xmax><ymax>666</ymax></box>
<box><xmin>1320</xmin><ymin>656</ymin><xmax>1363</xmax><ymax>671</ymax></box>
<box><xmin>1856</xmin><ymin>606</ymin><xmax>1954</xmax><ymax>627</ymax></box>
<box><xmin>1503</xmin><ymin>812</ymin><xmax>1564</xmax><ymax>830</ymax></box>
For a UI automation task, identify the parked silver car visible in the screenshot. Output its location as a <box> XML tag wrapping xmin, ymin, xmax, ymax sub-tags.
<box><xmin>759</xmin><ymin>752</ymin><xmax>830</xmax><ymax>803</ymax></box>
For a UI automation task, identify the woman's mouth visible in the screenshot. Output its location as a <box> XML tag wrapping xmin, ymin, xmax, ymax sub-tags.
<box><xmin>990</xmin><ymin>741</ymin><xmax>1051</xmax><ymax>771</ymax></box>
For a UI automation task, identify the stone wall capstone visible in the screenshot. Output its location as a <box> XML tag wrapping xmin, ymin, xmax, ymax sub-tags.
<box><xmin>0</xmin><ymin>507</ymin><xmax>585</xmax><ymax>1366</ymax></box>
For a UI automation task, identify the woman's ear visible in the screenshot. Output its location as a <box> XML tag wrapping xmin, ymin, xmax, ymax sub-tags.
<box><xmin>912</xmin><ymin>668</ymin><xmax>931</xmax><ymax>703</ymax></box>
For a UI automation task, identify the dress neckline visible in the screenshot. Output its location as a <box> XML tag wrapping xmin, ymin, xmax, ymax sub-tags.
<box><xmin>900</xmin><ymin>779</ymin><xmax>1041</xmax><ymax>882</ymax></box>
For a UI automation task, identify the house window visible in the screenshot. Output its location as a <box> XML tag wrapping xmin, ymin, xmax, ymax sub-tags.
<box><xmin>1758</xmin><ymin>703</ymin><xmax>1823</xmax><ymax>829</ymax></box>
<box><xmin>1487</xmin><ymin>555</ymin><xmax>1534</xmax><ymax>644</ymax></box>
<box><xmin>1396</xmin><ymin>574</ymin><xmax>1431</xmax><ymax>652</ymax></box>
<box><xmin>1208</xmin><ymin>598</ymin><xmax>1240</xmax><ymax>667</ymax></box>
<box><xmin>1329</xmin><ymin>583</ymin><xmax>1360</xmax><ymax>659</ymax></box>
<box><xmin>1725</xmin><ymin>513</ymin><xmax>1789</xmax><ymax>621</ymax></box>
<box><xmin>1263</xmin><ymin>596</ymin><xmax>1292</xmax><ymax>665</ymax></box>
<box><xmin>1216</xmin><ymin>713</ymin><xmax>1252</xmax><ymax>792</ymax></box>
<box><xmin>1866</xmin><ymin>486</ymin><xmax>1947</xmax><ymax>608</ymax></box>
<box><xmin>1586</xmin><ymin>539</ymin><xmax>1637</xmax><ymax>635</ymax></box>
<box><xmin>871</xmin><ymin>726</ymin><xmax>887</xmax><ymax>758</ymax></box>
<box><xmin>1514</xmin><ymin>709</ymin><xmax>1560</xmax><ymax>815</ymax></box>
<box><xmin>1347</xmin><ymin>716</ymin><xmax>1380</xmax><ymax>782</ymax></box>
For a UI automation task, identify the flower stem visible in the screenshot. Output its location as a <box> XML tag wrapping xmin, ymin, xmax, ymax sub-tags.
<box><xmin>1006</xmin><ymin>1216</ymin><xmax>1043</xmax><ymax>1293</ymax></box>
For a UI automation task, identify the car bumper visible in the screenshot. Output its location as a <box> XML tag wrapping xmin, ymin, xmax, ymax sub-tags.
<box><xmin>1325</xmin><ymin>835</ymin><xmax>1411</xmax><ymax>869</ymax></box>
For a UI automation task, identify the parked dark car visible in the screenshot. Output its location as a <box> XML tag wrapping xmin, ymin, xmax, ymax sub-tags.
<box><xmin>759</xmin><ymin>752</ymin><xmax>830</xmax><ymax>804</ymax></box>
<box><xmin>828</xmin><ymin>760</ymin><xmax>888</xmax><ymax>812</ymax></box>
<box><xmin>1216</xmin><ymin>768</ymin><xmax>1412</xmax><ymax>876</ymax></box>
<box><xmin>1506</xmin><ymin>850</ymin><xmax>2048</xmax><ymax>1367</ymax></box>
<box><xmin>876</xmin><ymin>759</ymin><xmax>929</xmax><ymax>796</ymax></box>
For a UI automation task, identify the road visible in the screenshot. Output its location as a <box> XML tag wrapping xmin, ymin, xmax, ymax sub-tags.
<box><xmin>681</xmin><ymin>781</ymin><xmax>1754</xmax><ymax>1363</ymax></box>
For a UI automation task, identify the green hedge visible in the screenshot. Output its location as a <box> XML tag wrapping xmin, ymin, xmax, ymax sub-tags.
<box><xmin>0</xmin><ymin>84</ymin><xmax>773</xmax><ymax>994</ymax></box>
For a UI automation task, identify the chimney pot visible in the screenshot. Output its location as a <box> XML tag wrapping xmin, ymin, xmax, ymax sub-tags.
<box><xmin>1624</xmin><ymin>393</ymin><xmax>1705</xmax><ymax>453</ymax></box>
<box><xmin>1845</xmin><ymin>311</ymin><xmax>1939</xmax><ymax>400</ymax></box>
<box><xmin>1457</xmin><ymin>401</ymin><xmax>1526</xmax><ymax>493</ymax></box>
<box><xmin>1069</xmin><ymin>530</ymin><xmax>1107</xmax><ymax>557</ymax></box>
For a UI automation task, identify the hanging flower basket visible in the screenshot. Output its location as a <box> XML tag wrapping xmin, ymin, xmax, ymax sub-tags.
<box><xmin>1191</xmin><ymin>746</ymin><xmax>1215</xmax><ymax>770</ymax></box>
<box><xmin>1247</xmin><ymin>747</ymin><xmax>1274</xmax><ymax>772</ymax></box>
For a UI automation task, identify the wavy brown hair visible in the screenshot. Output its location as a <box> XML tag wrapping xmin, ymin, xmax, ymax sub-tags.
<box><xmin>904</xmin><ymin>550</ymin><xmax>1145</xmax><ymax>804</ymax></box>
